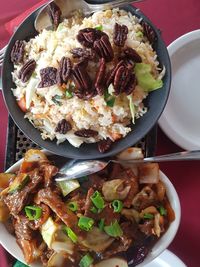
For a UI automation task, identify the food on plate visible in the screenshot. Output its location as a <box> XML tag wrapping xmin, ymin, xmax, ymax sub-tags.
<box><xmin>11</xmin><ymin>7</ymin><xmax>164</xmax><ymax>152</ymax></box>
<box><xmin>0</xmin><ymin>149</ymin><xmax>175</xmax><ymax>266</ymax></box>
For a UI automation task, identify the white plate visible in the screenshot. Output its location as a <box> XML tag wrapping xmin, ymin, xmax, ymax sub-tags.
<box><xmin>146</xmin><ymin>249</ymin><xmax>187</xmax><ymax>267</ymax></box>
<box><xmin>159</xmin><ymin>30</ymin><xmax>200</xmax><ymax>150</ymax></box>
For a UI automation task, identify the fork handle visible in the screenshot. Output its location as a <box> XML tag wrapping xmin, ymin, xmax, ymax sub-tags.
<box><xmin>115</xmin><ymin>150</ymin><xmax>200</xmax><ymax>163</ymax></box>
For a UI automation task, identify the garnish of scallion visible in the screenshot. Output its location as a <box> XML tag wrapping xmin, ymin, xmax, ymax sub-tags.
<box><xmin>24</xmin><ymin>206</ymin><xmax>42</xmax><ymax>220</ymax></box>
<box><xmin>112</xmin><ymin>199</ymin><xmax>123</xmax><ymax>213</ymax></box>
<box><xmin>79</xmin><ymin>254</ymin><xmax>94</xmax><ymax>267</ymax></box>
<box><xmin>63</xmin><ymin>226</ymin><xmax>78</xmax><ymax>243</ymax></box>
<box><xmin>67</xmin><ymin>201</ymin><xmax>78</xmax><ymax>212</ymax></box>
<box><xmin>90</xmin><ymin>191</ymin><xmax>104</xmax><ymax>209</ymax></box>
<box><xmin>158</xmin><ymin>206</ymin><xmax>167</xmax><ymax>216</ymax></box>
<box><xmin>78</xmin><ymin>216</ymin><xmax>94</xmax><ymax>231</ymax></box>
<box><xmin>104</xmin><ymin>220</ymin><xmax>123</xmax><ymax>237</ymax></box>
<box><xmin>143</xmin><ymin>213</ymin><xmax>154</xmax><ymax>219</ymax></box>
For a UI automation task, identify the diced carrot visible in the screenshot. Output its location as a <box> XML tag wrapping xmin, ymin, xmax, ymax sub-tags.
<box><xmin>112</xmin><ymin>114</ymin><xmax>118</xmax><ymax>123</ymax></box>
<box><xmin>17</xmin><ymin>97</ymin><xmax>27</xmax><ymax>112</ymax></box>
<box><xmin>20</xmin><ymin>161</ymin><xmax>38</xmax><ymax>173</ymax></box>
<box><xmin>110</xmin><ymin>132</ymin><xmax>122</xmax><ymax>140</ymax></box>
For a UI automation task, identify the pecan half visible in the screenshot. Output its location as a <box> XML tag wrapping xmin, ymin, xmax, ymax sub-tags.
<box><xmin>57</xmin><ymin>57</ymin><xmax>72</xmax><ymax>85</ymax></box>
<box><xmin>114</xmin><ymin>23</ymin><xmax>128</xmax><ymax>47</ymax></box>
<box><xmin>94</xmin><ymin>58</ymin><xmax>106</xmax><ymax>95</ymax></box>
<box><xmin>141</xmin><ymin>21</ymin><xmax>157</xmax><ymax>44</ymax></box>
<box><xmin>98</xmin><ymin>138</ymin><xmax>112</xmax><ymax>153</ymax></box>
<box><xmin>70</xmin><ymin>48</ymin><xmax>96</xmax><ymax>61</ymax></box>
<box><xmin>38</xmin><ymin>67</ymin><xmax>57</xmax><ymax>88</ymax></box>
<box><xmin>123</xmin><ymin>47</ymin><xmax>142</xmax><ymax>63</ymax></box>
<box><xmin>74</xmin><ymin>129</ymin><xmax>98</xmax><ymax>138</ymax></box>
<box><xmin>18</xmin><ymin>59</ymin><xmax>36</xmax><ymax>83</ymax></box>
<box><xmin>106</xmin><ymin>60</ymin><xmax>124</xmax><ymax>87</ymax></box>
<box><xmin>72</xmin><ymin>63</ymin><xmax>93</xmax><ymax>99</ymax></box>
<box><xmin>11</xmin><ymin>40</ymin><xmax>25</xmax><ymax>64</ymax></box>
<box><xmin>114</xmin><ymin>65</ymin><xmax>132</xmax><ymax>95</ymax></box>
<box><xmin>55</xmin><ymin>119</ymin><xmax>72</xmax><ymax>134</ymax></box>
<box><xmin>48</xmin><ymin>2</ymin><xmax>62</xmax><ymax>29</ymax></box>
<box><xmin>94</xmin><ymin>35</ymin><xmax>114</xmax><ymax>62</ymax></box>
<box><xmin>77</xmin><ymin>28</ymin><xmax>106</xmax><ymax>48</ymax></box>
<box><xmin>125</xmin><ymin>73</ymin><xmax>137</xmax><ymax>95</ymax></box>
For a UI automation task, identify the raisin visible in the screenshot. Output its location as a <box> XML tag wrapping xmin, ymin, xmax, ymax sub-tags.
<box><xmin>38</xmin><ymin>67</ymin><xmax>57</xmax><ymax>88</ymax></box>
<box><xmin>74</xmin><ymin>129</ymin><xmax>98</xmax><ymax>138</ymax></box>
<box><xmin>98</xmin><ymin>138</ymin><xmax>112</xmax><ymax>153</ymax></box>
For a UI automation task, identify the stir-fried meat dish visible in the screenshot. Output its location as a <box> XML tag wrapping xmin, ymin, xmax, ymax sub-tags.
<box><xmin>0</xmin><ymin>150</ymin><xmax>175</xmax><ymax>267</ymax></box>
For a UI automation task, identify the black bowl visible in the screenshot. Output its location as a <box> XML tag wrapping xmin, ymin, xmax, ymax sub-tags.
<box><xmin>2</xmin><ymin>4</ymin><xmax>171</xmax><ymax>159</ymax></box>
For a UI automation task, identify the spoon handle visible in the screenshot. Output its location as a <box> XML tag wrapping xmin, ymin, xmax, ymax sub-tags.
<box><xmin>86</xmin><ymin>0</ymin><xmax>143</xmax><ymax>12</ymax></box>
<box><xmin>117</xmin><ymin>150</ymin><xmax>200</xmax><ymax>163</ymax></box>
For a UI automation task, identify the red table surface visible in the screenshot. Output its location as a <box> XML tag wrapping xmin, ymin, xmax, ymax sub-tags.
<box><xmin>0</xmin><ymin>0</ymin><xmax>200</xmax><ymax>266</ymax></box>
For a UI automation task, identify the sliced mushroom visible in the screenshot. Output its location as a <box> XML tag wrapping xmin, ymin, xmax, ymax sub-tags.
<box><xmin>102</xmin><ymin>179</ymin><xmax>131</xmax><ymax>201</ymax></box>
<box><xmin>80</xmin><ymin>227</ymin><xmax>114</xmax><ymax>252</ymax></box>
<box><xmin>153</xmin><ymin>213</ymin><xmax>161</xmax><ymax>237</ymax></box>
<box><xmin>47</xmin><ymin>252</ymin><xmax>66</xmax><ymax>267</ymax></box>
<box><xmin>132</xmin><ymin>186</ymin><xmax>157</xmax><ymax>211</ymax></box>
<box><xmin>121</xmin><ymin>208</ymin><xmax>140</xmax><ymax>223</ymax></box>
<box><xmin>155</xmin><ymin>180</ymin><xmax>166</xmax><ymax>201</ymax></box>
<box><xmin>139</xmin><ymin>206</ymin><xmax>158</xmax><ymax>218</ymax></box>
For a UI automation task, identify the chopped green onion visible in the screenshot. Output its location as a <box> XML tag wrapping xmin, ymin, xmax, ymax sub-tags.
<box><xmin>66</xmin><ymin>90</ymin><xmax>73</xmax><ymax>99</ymax></box>
<box><xmin>98</xmin><ymin>218</ymin><xmax>105</xmax><ymax>231</ymax></box>
<box><xmin>90</xmin><ymin>206</ymin><xmax>98</xmax><ymax>214</ymax></box>
<box><xmin>90</xmin><ymin>191</ymin><xmax>104</xmax><ymax>209</ymax></box>
<box><xmin>25</xmin><ymin>206</ymin><xmax>42</xmax><ymax>220</ymax></box>
<box><xmin>112</xmin><ymin>200</ymin><xmax>123</xmax><ymax>213</ymax></box>
<box><xmin>136</xmin><ymin>31</ymin><xmax>144</xmax><ymax>38</ymax></box>
<box><xmin>68</xmin><ymin>201</ymin><xmax>78</xmax><ymax>212</ymax></box>
<box><xmin>63</xmin><ymin>226</ymin><xmax>78</xmax><ymax>243</ymax></box>
<box><xmin>52</xmin><ymin>95</ymin><xmax>63</xmax><ymax>106</ymax></box>
<box><xmin>158</xmin><ymin>206</ymin><xmax>167</xmax><ymax>216</ymax></box>
<box><xmin>143</xmin><ymin>213</ymin><xmax>154</xmax><ymax>219</ymax></box>
<box><xmin>104</xmin><ymin>220</ymin><xmax>123</xmax><ymax>237</ymax></box>
<box><xmin>95</xmin><ymin>25</ymin><xmax>103</xmax><ymax>31</ymax></box>
<box><xmin>79</xmin><ymin>254</ymin><xmax>94</xmax><ymax>267</ymax></box>
<box><xmin>104</xmin><ymin>90</ymin><xmax>115</xmax><ymax>107</ymax></box>
<box><xmin>78</xmin><ymin>216</ymin><xmax>94</xmax><ymax>231</ymax></box>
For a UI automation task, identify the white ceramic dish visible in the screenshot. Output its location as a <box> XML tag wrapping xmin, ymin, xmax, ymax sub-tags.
<box><xmin>159</xmin><ymin>29</ymin><xmax>200</xmax><ymax>150</ymax></box>
<box><xmin>146</xmin><ymin>249</ymin><xmax>187</xmax><ymax>267</ymax></box>
<box><xmin>0</xmin><ymin>153</ymin><xmax>181</xmax><ymax>267</ymax></box>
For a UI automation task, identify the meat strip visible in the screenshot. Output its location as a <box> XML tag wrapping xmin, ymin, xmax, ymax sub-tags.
<box><xmin>3</xmin><ymin>170</ymin><xmax>43</xmax><ymax>215</ymax></box>
<box><xmin>35</xmin><ymin>188</ymin><xmax>78</xmax><ymax>229</ymax></box>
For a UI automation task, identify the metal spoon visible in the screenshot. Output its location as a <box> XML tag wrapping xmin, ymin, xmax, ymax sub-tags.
<box><xmin>35</xmin><ymin>0</ymin><xmax>143</xmax><ymax>32</ymax></box>
<box><xmin>55</xmin><ymin>150</ymin><xmax>200</xmax><ymax>182</ymax></box>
